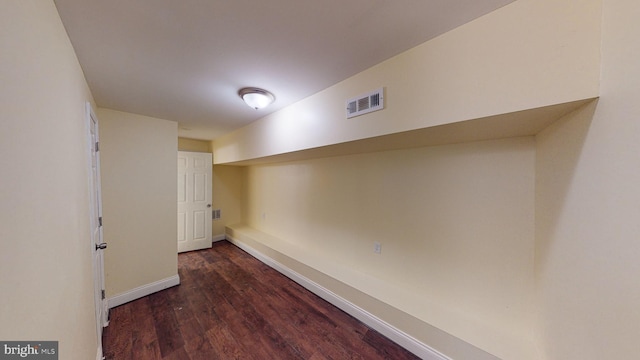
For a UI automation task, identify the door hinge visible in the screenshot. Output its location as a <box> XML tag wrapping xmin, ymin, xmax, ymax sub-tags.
<box><xmin>95</xmin><ymin>141</ymin><xmax>99</xmax><ymax>152</ymax></box>
<box><xmin>99</xmin><ymin>217</ymin><xmax>103</xmax><ymax>227</ymax></box>
<box><xmin>101</xmin><ymin>289</ymin><xmax>105</xmax><ymax>300</ymax></box>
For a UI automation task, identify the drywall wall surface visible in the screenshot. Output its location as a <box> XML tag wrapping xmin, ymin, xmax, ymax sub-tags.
<box><xmin>241</xmin><ymin>137</ymin><xmax>536</xmax><ymax>359</ymax></box>
<box><xmin>0</xmin><ymin>1</ymin><xmax>99</xmax><ymax>358</ymax></box>
<box><xmin>535</xmin><ymin>0</ymin><xmax>640</xmax><ymax>358</ymax></box>
<box><xmin>212</xmin><ymin>165</ymin><xmax>244</xmax><ymax>238</ymax></box>
<box><xmin>213</xmin><ymin>0</ymin><xmax>601</xmax><ymax>164</ymax></box>
<box><xmin>98</xmin><ymin>108</ymin><xmax>178</xmax><ymax>297</ymax></box>
<box><xmin>178</xmin><ymin>137</ymin><xmax>211</xmax><ymax>152</ymax></box>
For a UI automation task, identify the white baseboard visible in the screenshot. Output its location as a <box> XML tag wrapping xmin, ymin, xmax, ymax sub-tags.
<box><xmin>107</xmin><ymin>274</ymin><xmax>180</xmax><ymax>309</ymax></box>
<box><xmin>227</xmin><ymin>235</ymin><xmax>451</xmax><ymax>360</ymax></box>
<box><xmin>212</xmin><ymin>234</ymin><xmax>226</xmax><ymax>243</ymax></box>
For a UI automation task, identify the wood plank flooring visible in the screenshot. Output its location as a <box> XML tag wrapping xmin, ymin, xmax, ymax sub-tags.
<box><xmin>102</xmin><ymin>241</ymin><xmax>420</xmax><ymax>360</ymax></box>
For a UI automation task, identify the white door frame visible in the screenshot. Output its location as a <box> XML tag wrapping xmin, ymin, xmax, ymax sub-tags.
<box><xmin>86</xmin><ymin>102</ymin><xmax>107</xmax><ymax>359</ymax></box>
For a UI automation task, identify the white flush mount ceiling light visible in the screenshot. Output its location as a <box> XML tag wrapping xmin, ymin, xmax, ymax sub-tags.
<box><xmin>238</xmin><ymin>87</ymin><xmax>275</xmax><ymax>110</ymax></box>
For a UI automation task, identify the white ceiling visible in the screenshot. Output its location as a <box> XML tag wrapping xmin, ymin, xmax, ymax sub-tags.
<box><xmin>54</xmin><ymin>0</ymin><xmax>515</xmax><ymax>140</ymax></box>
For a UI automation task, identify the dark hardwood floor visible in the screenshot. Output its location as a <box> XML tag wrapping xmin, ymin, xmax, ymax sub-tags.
<box><xmin>102</xmin><ymin>241</ymin><xmax>420</xmax><ymax>360</ymax></box>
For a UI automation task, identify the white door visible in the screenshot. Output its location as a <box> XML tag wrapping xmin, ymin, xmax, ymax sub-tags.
<box><xmin>87</xmin><ymin>103</ymin><xmax>107</xmax><ymax>357</ymax></box>
<box><xmin>177</xmin><ymin>151</ymin><xmax>212</xmax><ymax>253</ymax></box>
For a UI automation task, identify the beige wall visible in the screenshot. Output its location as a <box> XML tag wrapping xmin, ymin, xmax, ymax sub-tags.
<box><xmin>98</xmin><ymin>108</ymin><xmax>178</xmax><ymax>297</ymax></box>
<box><xmin>212</xmin><ymin>166</ymin><xmax>244</xmax><ymax>238</ymax></box>
<box><xmin>239</xmin><ymin>138</ymin><xmax>536</xmax><ymax>359</ymax></box>
<box><xmin>0</xmin><ymin>1</ymin><xmax>99</xmax><ymax>359</ymax></box>
<box><xmin>535</xmin><ymin>0</ymin><xmax>640</xmax><ymax>358</ymax></box>
<box><xmin>213</xmin><ymin>0</ymin><xmax>601</xmax><ymax>164</ymax></box>
<box><xmin>178</xmin><ymin>137</ymin><xmax>211</xmax><ymax>152</ymax></box>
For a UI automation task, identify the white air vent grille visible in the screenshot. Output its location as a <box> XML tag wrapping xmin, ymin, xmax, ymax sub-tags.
<box><xmin>346</xmin><ymin>88</ymin><xmax>384</xmax><ymax>118</ymax></box>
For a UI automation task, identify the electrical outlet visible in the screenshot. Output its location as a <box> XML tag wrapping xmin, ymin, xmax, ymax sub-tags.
<box><xmin>373</xmin><ymin>241</ymin><xmax>382</xmax><ymax>254</ymax></box>
<box><xmin>261</xmin><ymin>212</ymin><xmax>266</xmax><ymax>220</ymax></box>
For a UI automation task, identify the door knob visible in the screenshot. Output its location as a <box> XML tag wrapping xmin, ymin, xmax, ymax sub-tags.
<box><xmin>96</xmin><ymin>243</ymin><xmax>107</xmax><ymax>250</ymax></box>
<box><xmin>207</xmin><ymin>204</ymin><xmax>212</xmax><ymax>208</ymax></box>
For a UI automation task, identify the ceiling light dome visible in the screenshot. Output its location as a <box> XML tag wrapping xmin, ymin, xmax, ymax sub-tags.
<box><xmin>238</xmin><ymin>87</ymin><xmax>275</xmax><ymax>110</ymax></box>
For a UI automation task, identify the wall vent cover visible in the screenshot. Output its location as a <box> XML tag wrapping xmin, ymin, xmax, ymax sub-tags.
<box><xmin>346</xmin><ymin>87</ymin><xmax>384</xmax><ymax>118</ymax></box>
